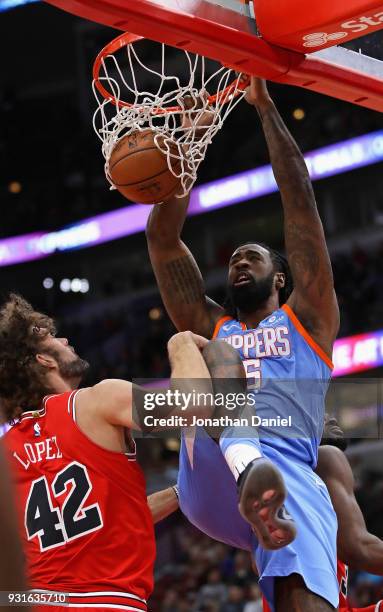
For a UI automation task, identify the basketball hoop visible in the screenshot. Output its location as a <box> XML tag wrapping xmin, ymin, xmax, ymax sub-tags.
<box><xmin>92</xmin><ymin>32</ymin><xmax>249</xmax><ymax>198</ymax></box>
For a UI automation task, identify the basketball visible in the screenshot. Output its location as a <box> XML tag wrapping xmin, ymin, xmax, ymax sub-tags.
<box><xmin>108</xmin><ymin>129</ymin><xmax>182</xmax><ymax>204</ymax></box>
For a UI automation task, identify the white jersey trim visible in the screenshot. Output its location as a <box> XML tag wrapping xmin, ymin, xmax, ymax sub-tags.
<box><xmin>30</xmin><ymin>589</ymin><xmax>147</xmax><ymax>607</ymax></box>
<box><xmin>31</xmin><ymin>589</ymin><xmax>146</xmax><ymax>602</ymax></box>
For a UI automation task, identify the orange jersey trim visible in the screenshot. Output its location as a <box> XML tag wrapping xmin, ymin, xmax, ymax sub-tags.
<box><xmin>212</xmin><ymin>316</ymin><xmax>232</xmax><ymax>339</ymax></box>
<box><xmin>282</xmin><ymin>304</ymin><xmax>334</xmax><ymax>370</ymax></box>
<box><xmin>212</xmin><ymin>316</ymin><xmax>247</xmax><ymax>339</ymax></box>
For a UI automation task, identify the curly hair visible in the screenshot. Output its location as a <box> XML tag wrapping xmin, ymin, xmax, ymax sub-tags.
<box><xmin>0</xmin><ymin>294</ymin><xmax>57</xmax><ymax>423</ymax></box>
<box><xmin>224</xmin><ymin>242</ymin><xmax>294</xmax><ymax>318</ymax></box>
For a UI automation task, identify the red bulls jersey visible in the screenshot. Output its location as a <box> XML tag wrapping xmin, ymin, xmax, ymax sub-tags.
<box><xmin>262</xmin><ymin>562</ymin><xmax>381</xmax><ymax>611</ymax></box>
<box><xmin>3</xmin><ymin>390</ymin><xmax>155</xmax><ymax>611</ymax></box>
<box><xmin>336</xmin><ymin>560</ymin><xmax>382</xmax><ymax>611</ymax></box>
<box><xmin>338</xmin><ymin>560</ymin><xmax>351</xmax><ymax>610</ymax></box>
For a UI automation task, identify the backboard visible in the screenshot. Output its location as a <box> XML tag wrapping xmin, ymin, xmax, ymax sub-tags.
<box><xmin>44</xmin><ymin>0</ymin><xmax>383</xmax><ymax>111</ymax></box>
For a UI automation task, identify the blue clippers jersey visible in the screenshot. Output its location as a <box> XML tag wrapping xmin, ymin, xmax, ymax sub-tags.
<box><xmin>213</xmin><ymin>304</ymin><xmax>333</xmax><ymax>467</ymax></box>
<box><xmin>177</xmin><ymin>304</ymin><xmax>338</xmax><ymax>608</ymax></box>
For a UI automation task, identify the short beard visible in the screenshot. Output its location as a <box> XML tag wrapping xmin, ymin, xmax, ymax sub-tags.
<box><xmin>47</xmin><ymin>349</ymin><xmax>90</xmax><ymax>382</ymax></box>
<box><xmin>59</xmin><ymin>356</ymin><xmax>90</xmax><ymax>381</ymax></box>
<box><xmin>226</xmin><ymin>272</ymin><xmax>274</xmax><ymax>314</ymax></box>
<box><xmin>320</xmin><ymin>437</ymin><xmax>348</xmax><ymax>452</ymax></box>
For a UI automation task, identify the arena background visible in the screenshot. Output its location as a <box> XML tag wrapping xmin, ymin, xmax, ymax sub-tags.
<box><xmin>1</xmin><ymin>1</ymin><xmax>383</xmax><ymax>609</ymax></box>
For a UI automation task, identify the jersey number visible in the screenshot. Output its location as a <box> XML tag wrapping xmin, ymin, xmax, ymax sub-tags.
<box><xmin>25</xmin><ymin>461</ymin><xmax>103</xmax><ymax>551</ymax></box>
<box><xmin>243</xmin><ymin>358</ymin><xmax>262</xmax><ymax>389</ymax></box>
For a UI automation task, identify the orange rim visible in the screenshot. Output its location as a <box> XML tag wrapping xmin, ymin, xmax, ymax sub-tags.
<box><xmin>93</xmin><ymin>31</ymin><xmax>249</xmax><ymax>114</ymax></box>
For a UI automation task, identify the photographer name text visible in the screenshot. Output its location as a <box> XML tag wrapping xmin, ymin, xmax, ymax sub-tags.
<box><xmin>143</xmin><ymin>415</ymin><xmax>293</xmax><ymax>428</ymax></box>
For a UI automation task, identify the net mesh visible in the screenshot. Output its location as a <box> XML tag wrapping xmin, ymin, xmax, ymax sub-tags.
<box><xmin>93</xmin><ymin>39</ymin><xmax>247</xmax><ymax>198</ymax></box>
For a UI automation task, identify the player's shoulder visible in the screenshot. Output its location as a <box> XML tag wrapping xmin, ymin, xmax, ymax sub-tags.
<box><xmin>74</xmin><ymin>379</ymin><xmax>135</xmax><ymax>432</ymax></box>
<box><xmin>317</xmin><ymin>445</ymin><xmax>351</xmax><ymax>480</ymax></box>
<box><xmin>80</xmin><ymin>379</ymin><xmax>133</xmax><ymax>400</ymax></box>
<box><xmin>76</xmin><ymin>379</ymin><xmax>133</xmax><ymax>416</ymax></box>
<box><xmin>318</xmin><ymin>444</ymin><xmax>344</xmax><ymax>460</ymax></box>
<box><xmin>317</xmin><ymin>444</ymin><xmax>346</xmax><ymax>467</ymax></box>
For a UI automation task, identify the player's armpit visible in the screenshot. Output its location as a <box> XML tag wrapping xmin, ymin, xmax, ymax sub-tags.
<box><xmin>317</xmin><ymin>446</ymin><xmax>383</xmax><ymax>574</ymax></box>
<box><xmin>146</xmin><ymin>195</ymin><xmax>223</xmax><ymax>337</ymax></box>
<box><xmin>147</xmin><ymin>487</ymin><xmax>179</xmax><ymax>524</ymax></box>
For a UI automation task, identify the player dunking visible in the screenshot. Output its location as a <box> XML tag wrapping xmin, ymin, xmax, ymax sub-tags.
<box><xmin>0</xmin><ymin>294</ymin><xmax>218</xmax><ymax>611</ymax></box>
<box><xmin>146</xmin><ymin>78</ymin><xmax>339</xmax><ymax>610</ymax></box>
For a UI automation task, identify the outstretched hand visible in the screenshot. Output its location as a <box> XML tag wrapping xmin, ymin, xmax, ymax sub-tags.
<box><xmin>244</xmin><ymin>77</ymin><xmax>272</xmax><ymax>109</ymax></box>
<box><xmin>180</xmin><ymin>91</ymin><xmax>215</xmax><ymax>139</ymax></box>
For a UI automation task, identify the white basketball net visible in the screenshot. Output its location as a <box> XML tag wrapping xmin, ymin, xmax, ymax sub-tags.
<box><xmin>93</xmin><ymin>40</ymin><xmax>247</xmax><ymax>198</ymax></box>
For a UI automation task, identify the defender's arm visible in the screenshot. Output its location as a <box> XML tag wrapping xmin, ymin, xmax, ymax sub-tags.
<box><xmin>246</xmin><ymin>79</ymin><xmax>339</xmax><ymax>358</ymax></box>
<box><xmin>147</xmin><ymin>487</ymin><xmax>179</xmax><ymax>524</ymax></box>
<box><xmin>316</xmin><ymin>445</ymin><xmax>383</xmax><ymax>573</ymax></box>
<box><xmin>146</xmin><ymin>194</ymin><xmax>223</xmax><ymax>337</ymax></box>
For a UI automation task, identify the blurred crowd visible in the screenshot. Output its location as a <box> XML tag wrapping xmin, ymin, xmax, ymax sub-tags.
<box><xmin>149</xmin><ymin>515</ymin><xmax>383</xmax><ymax>611</ymax></box>
<box><xmin>333</xmin><ymin>243</ymin><xmax>383</xmax><ymax>337</ymax></box>
<box><xmin>150</xmin><ymin>526</ymin><xmax>263</xmax><ymax>612</ymax></box>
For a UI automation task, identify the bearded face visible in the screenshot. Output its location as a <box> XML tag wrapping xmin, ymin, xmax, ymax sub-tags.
<box><xmin>49</xmin><ymin>348</ymin><xmax>90</xmax><ymax>381</ymax></box>
<box><xmin>227</xmin><ymin>244</ymin><xmax>281</xmax><ymax>314</ymax></box>
<box><xmin>36</xmin><ymin>330</ymin><xmax>90</xmax><ymax>386</ymax></box>
<box><xmin>226</xmin><ymin>270</ymin><xmax>275</xmax><ymax>313</ymax></box>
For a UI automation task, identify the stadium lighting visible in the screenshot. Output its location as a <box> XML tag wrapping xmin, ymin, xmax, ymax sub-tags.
<box><xmin>43</xmin><ymin>277</ymin><xmax>54</xmax><ymax>289</ymax></box>
<box><xmin>80</xmin><ymin>279</ymin><xmax>90</xmax><ymax>293</ymax></box>
<box><xmin>60</xmin><ymin>279</ymin><xmax>71</xmax><ymax>293</ymax></box>
<box><xmin>293</xmin><ymin>108</ymin><xmax>305</xmax><ymax>120</ymax></box>
<box><xmin>71</xmin><ymin>278</ymin><xmax>82</xmax><ymax>293</ymax></box>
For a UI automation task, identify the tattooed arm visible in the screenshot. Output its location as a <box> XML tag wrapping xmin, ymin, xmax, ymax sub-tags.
<box><xmin>146</xmin><ymin>194</ymin><xmax>224</xmax><ymax>336</ymax></box>
<box><xmin>245</xmin><ymin>79</ymin><xmax>339</xmax><ymax>358</ymax></box>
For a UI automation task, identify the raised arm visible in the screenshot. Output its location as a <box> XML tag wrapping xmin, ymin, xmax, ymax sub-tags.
<box><xmin>146</xmin><ymin>194</ymin><xmax>223</xmax><ymax>338</ymax></box>
<box><xmin>246</xmin><ymin>79</ymin><xmax>339</xmax><ymax>358</ymax></box>
<box><xmin>316</xmin><ymin>445</ymin><xmax>383</xmax><ymax>574</ymax></box>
